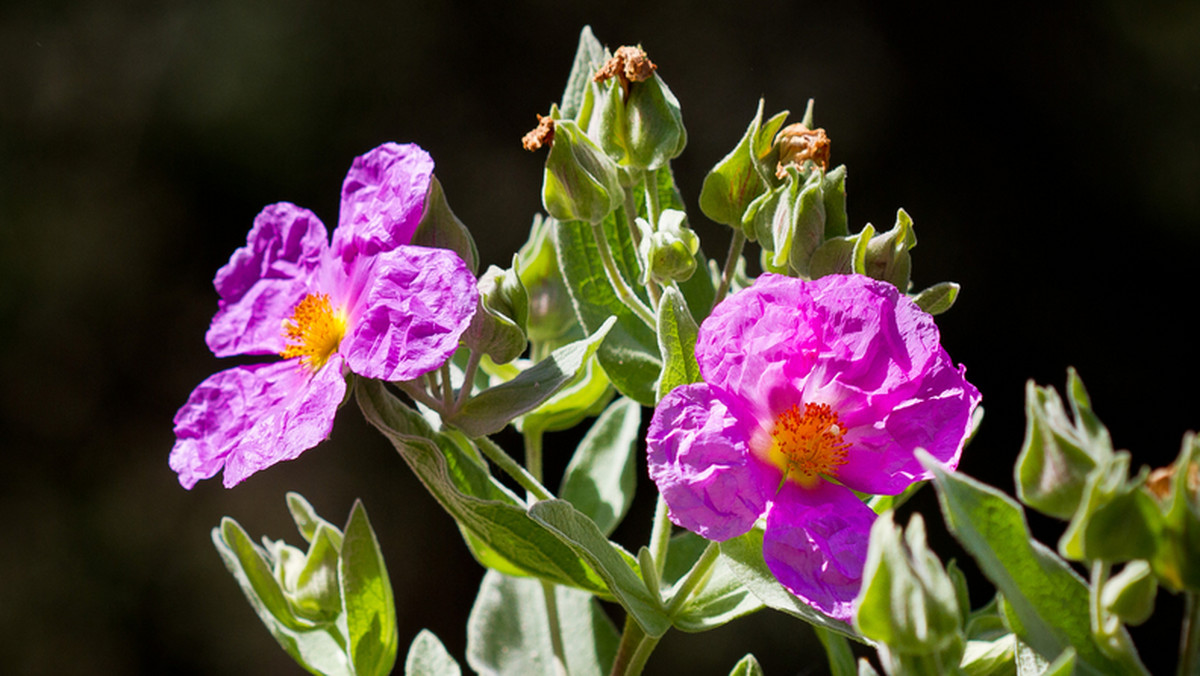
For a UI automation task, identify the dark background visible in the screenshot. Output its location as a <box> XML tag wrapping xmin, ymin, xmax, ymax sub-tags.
<box><xmin>2</xmin><ymin>1</ymin><xmax>1197</xmax><ymax>674</ymax></box>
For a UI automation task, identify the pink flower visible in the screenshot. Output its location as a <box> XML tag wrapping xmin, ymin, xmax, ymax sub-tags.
<box><xmin>170</xmin><ymin>143</ymin><xmax>478</xmax><ymax>488</ymax></box>
<box><xmin>647</xmin><ymin>274</ymin><xmax>979</xmax><ymax>620</ymax></box>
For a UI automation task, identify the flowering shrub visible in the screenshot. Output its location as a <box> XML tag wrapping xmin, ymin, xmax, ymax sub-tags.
<box><xmin>174</xmin><ymin>27</ymin><xmax>1194</xmax><ymax>676</ymax></box>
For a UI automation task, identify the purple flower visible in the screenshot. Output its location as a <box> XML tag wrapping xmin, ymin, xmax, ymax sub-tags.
<box><xmin>647</xmin><ymin>274</ymin><xmax>980</xmax><ymax>620</ymax></box>
<box><xmin>170</xmin><ymin>143</ymin><xmax>478</xmax><ymax>489</ymax></box>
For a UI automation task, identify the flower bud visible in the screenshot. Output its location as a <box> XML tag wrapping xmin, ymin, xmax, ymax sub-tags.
<box><xmin>636</xmin><ymin>209</ymin><xmax>698</xmax><ymax>284</ymax></box>
<box><xmin>516</xmin><ymin>214</ymin><xmax>581</xmax><ymax>349</ymax></box>
<box><xmin>211</xmin><ymin>493</ymin><xmax>398</xmax><ymax>676</ymax></box>
<box><xmin>861</xmin><ymin>209</ymin><xmax>917</xmax><ymax>290</ymax></box>
<box><xmin>582</xmin><ymin>46</ymin><xmax>686</xmax><ymax>171</ymax></box>
<box><xmin>462</xmin><ymin>260</ymin><xmax>529</xmax><ymax>365</ymax></box>
<box><xmin>541</xmin><ymin>119</ymin><xmax>623</xmax><ymax>223</ymax></box>
<box><xmin>856</xmin><ymin>512</ymin><xmax>964</xmax><ymax>664</ymax></box>
<box><xmin>1101</xmin><ymin>560</ymin><xmax>1156</xmax><ymax>626</ymax></box>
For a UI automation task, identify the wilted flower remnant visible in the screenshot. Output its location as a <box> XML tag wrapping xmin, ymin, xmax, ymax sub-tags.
<box><xmin>170</xmin><ymin>143</ymin><xmax>478</xmax><ymax>489</ymax></box>
<box><xmin>647</xmin><ymin>274</ymin><xmax>980</xmax><ymax>620</ymax></box>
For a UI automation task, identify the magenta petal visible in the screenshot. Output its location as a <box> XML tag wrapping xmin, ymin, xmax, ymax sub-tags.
<box><xmin>647</xmin><ymin>383</ymin><xmax>774</xmax><ymax>541</ymax></box>
<box><xmin>207</xmin><ymin>203</ymin><xmax>329</xmax><ymax>356</ymax></box>
<box><xmin>168</xmin><ymin>358</ymin><xmax>345</xmax><ymax>489</ymax></box>
<box><xmin>762</xmin><ymin>481</ymin><xmax>875</xmax><ymax>621</ymax></box>
<box><xmin>341</xmin><ymin>246</ymin><xmax>477</xmax><ymax>381</ymax></box>
<box><xmin>839</xmin><ymin>356</ymin><xmax>981</xmax><ymax>494</ymax></box>
<box><xmin>334</xmin><ymin>143</ymin><xmax>434</xmax><ymax>260</ymax></box>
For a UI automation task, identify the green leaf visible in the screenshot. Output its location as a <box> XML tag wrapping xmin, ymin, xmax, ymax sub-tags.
<box><xmin>466</xmin><ymin>570</ymin><xmax>619</xmax><ymax>676</ymax></box>
<box><xmin>728</xmin><ymin>653</ymin><xmax>765</xmax><ymax>676</ymax></box>
<box><xmin>718</xmin><ymin>526</ymin><xmax>859</xmax><ymax>639</ymax></box>
<box><xmin>213</xmin><ymin>519</ymin><xmax>350</xmax><ymax>676</ymax></box>
<box><xmin>560</xmin><ymin>397</ymin><xmax>641</xmax><ymax>536</ymax></box>
<box><xmin>560</xmin><ymin>26</ymin><xmax>606</xmax><ymax>121</ymax></box>
<box><xmin>663</xmin><ymin>531</ymin><xmax>764</xmax><ymax>632</ymax></box>
<box><xmin>655</xmin><ymin>286</ymin><xmax>702</xmax><ymax>400</ymax></box>
<box><xmin>911</xmin><ymin>281</ymin><xmax>960</xmax><ymax>316</ymax></box>
<box><xmin>556</xmin><ymin>215</ymin><xmax>661</xmax><ymax>406</ymax></box>
<box><xmin>405</xmin><ymin>629</ymin><xmax>462</xmax><ymax>676</ymax></box>
<box><xmin>528</xmin><ymin>499</ymin><xmax>671</xmax><ymax>637</ymax></box>
<box><xmin>446</xmin><ymin>316</ymin><xmax>616</xmax><ymax>437</ymax></box>
<box><xmin>516</xmin><ymin>355</ymin><xmax>614</xmax><ymax>435</ymax></box>
<box><xmin>923</xmin><ymin>452</ymin><xmax>1148</xmax><ymax>675</ymax></box>
<box><xmin>357</xmin><ymin>381</ymin><xmax>609</xmax><ymax>595</ymax></box>
<box><xmin>340</xmin><ymin>500</ymin><xmax>399</xmax><ymax>676</ymax></box>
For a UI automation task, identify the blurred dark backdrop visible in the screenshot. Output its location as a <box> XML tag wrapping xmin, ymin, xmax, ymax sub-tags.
<box><xmin>2</xmin><ymin>1</ymin><xmax>1197</xmax><ymax>674</ymax></box>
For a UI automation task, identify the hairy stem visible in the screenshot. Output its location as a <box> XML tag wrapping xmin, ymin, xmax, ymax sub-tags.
<box><xmin>714</xmin><ymin>230</ymin><xmax>747</xmax><ymax>307</ymax></box>
<box><xmin>452</xmin><ymin>349</ymin><xmax>482</xmax><ymax>414</ymax></box>
<box><xmin>590</xmin><ymin>219</ymin><xmax>656</xmax><ymax>327</ymax></box>
<box><xmin>664</xmin><ymin>541</ymin><xmax>719</xmax><ymax>617</ymax></box>
<box><xmin>648</xmin><ymin>495</ymin><xmax>673</xmax><ymax>580</ymax></box>
<box><xmin>1180</xmin><ymin>592</ymin><xmax>1200</xmax><ymax>676</ymax></box>
<box><xmin>610</xmin><ymin>616</ymin><xmax>659</xmax><ymax>676</ymax></box>
<box><xmin>474</xmin><ymin>435</ymin><xmax>553</xmax><ymax>502</ymax></box>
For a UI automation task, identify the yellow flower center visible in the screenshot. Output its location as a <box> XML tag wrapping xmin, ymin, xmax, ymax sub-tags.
<box><xmin>280</xmin><ymin>293</ymin><xmax>347</xmax><ymax>372</ymax></box>
<box><xmin>766</xmin><ymin>402</ymin><xmax>851</xmax><ymax>489</ymax></box>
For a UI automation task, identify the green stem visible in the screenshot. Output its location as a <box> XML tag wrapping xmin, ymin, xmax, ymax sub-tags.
<box><xmin>623</xmin><ymin>189</ymin><xmax>643</xmax><ymax>250</ymax></box>
<box><xmin>474</xmin><ymin>435</ymin><xmax>553</xmax><ymax>502</ymax></box>
<box><xmin>664</xmin><ymin>541</ymin><xmax>720</xmax><ymax>617</ymax></box>
<box><xmin>643</xmin><ymin>168</ymin><xmax>662</xmax><ymax>229</ymax></box>
<box><xmin>439</xmin><ymin>362</ymin><xmax>454</xmax><ymax>408</ymax></box>
<box><xmin>590</xmin><ymin>220</ymin><xmax>656</xmax><ymax>327</ymax></box>
<box><xmin>610</xmin><ymin>615</ymin><xmax>659</xmax><ymax>676</ymax></box>
<box><xmin>814</xmin><ymin>626</ymin><xmax>856</xmax><ymax>676</ymax></box>
<box><xmin>394</xmin><ymin>379</ymin><xmax>447</xmax><ymax>414</ymax></box>
<box><xmin>1180</xmin><ymin>592</ymin><xmax>1200</xmax><ymax>676</ymax></box>
<box><xmin>524</xmin><ymin>431</ymin><xmax>544</xmax><ymax>493</ymax></box>
<box><xmin>648</xmin><ymin>495</ymin><xmax>672</xmax><ymax>580</ymax></box>
<box><xmin>713</xmin><ymin>230</ymin><xmax>747</xmax><ymax>308</ymax></box>
<box><xmin>452</xmin><ymin>349</ymin><xmax>482</xmax><ymax>414</ymax></box>
<box><xmin>541</xmin><ymin>579</ymin><xmax>569</xmax><ymax>676</ymax></box>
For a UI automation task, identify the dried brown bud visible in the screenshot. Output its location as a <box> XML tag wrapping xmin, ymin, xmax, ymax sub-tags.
<box><xmin>593</xmin><ymin>46</ymin><xmax>657</xmax><ymax>96</ymax></box>
<box><xmin>774</xmin><ymin>123</ymin><xmax>831</xmax><ymax>178</ymax></box>
<box><xmin>1146</xmin><ymin>461</ymin><xmax>1200</xmax><ymax>500</ymax></box>
<box><xmin>522</xmin><ymin>114</ymin><xmax>555</xmax><ymax>151</ymax></box>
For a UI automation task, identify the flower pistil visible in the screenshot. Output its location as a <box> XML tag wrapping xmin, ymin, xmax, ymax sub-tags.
<box><xmin>763</xmin><ymin>402</ymin><xmax>850</xmax><ymax>490</ymax></box>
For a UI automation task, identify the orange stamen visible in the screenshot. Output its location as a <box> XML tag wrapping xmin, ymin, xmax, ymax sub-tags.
<box><xmin>280</xmin><ymin>293</ymin><xmax>346</xmax><ymax>372</ymax></box>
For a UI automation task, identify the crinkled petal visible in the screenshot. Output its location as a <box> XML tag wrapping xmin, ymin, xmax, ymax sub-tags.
<box><xmin>168</xmin><ymin>358</ymin><xmax>345</xmax><ymax>489</ymax></box>
<box><xmin>838</xmin><ymin>356</ymin><xmax>981</xmax><ymax>494</ymax></box>
<box><xmin>341</xmin><ymin>246</ymin><xmax>477</xmax><ymax>381</ymax></box>
<box><xmin>207</xmin><ymin>203</ymin><xmax>329</xmax><ymax>356</ymax></box>
<box><xmin>695</xmin><ymin>273</ymin><xmax>823</xmax><ymax>420</ymax></box>
<box><xmin>333</xmin><ymin>143</ymin><xmax>434</xmax><ymax>260</ymax></box>
<box><xmin>647</xmin><ymin>383</ymin><xmax>774</xmax><ymax>541</ymax></box>
<box><xmin>762</xmin><ymin>481</ymin><xmax>876</xmax><ymax>621</ymax></box>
